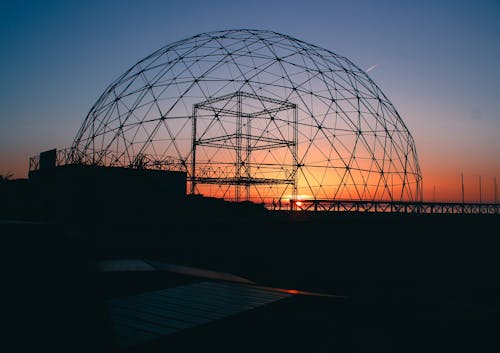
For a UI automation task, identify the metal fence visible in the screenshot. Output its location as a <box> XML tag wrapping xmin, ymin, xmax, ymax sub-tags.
<box><xmin>289</xmin><ymin>199</ymin><xmax>500</xmax><ymax>215</ymax></box>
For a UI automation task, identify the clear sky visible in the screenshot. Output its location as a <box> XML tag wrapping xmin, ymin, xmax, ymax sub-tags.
<box><xmin>1</xmin><ymin>0</ymin><xmax>499</xmax><ymax>202</ymax></box>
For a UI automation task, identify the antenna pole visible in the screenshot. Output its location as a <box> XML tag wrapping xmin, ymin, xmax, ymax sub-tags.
<box><xmin>461</xmin><ymin>173</ymin><xmax>465</xmax><ymax>204</ymax></box>
<box><xmin>461</xmin><ymin>173</ymin><xmax>465</xmax><ymax>213</ymax></box>
<box><xmin>479</xmin><ymin>175</ymin><xmax>482</xmax><ymax>204</ymax></box>
<box><xmin>191</xmin><ymin>106</ymin><xmax>198</xmax><ymax>195</ymax></box>
<box><xmin>495</xmin><ymin>176</ymin><xmax>498</xmax><ymax>204</ymax></box>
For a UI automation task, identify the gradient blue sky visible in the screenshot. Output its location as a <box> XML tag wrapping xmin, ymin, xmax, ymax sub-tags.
<box><xmin>1</xmin><ymin>0</ymin><xmax>499</xmax><ymax>201</ymax></box>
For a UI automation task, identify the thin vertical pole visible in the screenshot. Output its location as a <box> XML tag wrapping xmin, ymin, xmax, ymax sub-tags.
<box><xmin>421</xmin><ymin>178</ymin><xmax>424</xmax><ymax>202</ymax></box>
<box><xmin>495</xmin><ymin>176</ymin><xmax>498</xmax><ymax>204</ymax></box>
<box><xmin>245</xmin><ymin>96</ymin><xmax>251</xmax><ymax>201</ymax></box>
<box><xmin>479</xmin><ymin>175</ymin><xmax>482</xmax><ymax>204</ymax></box>
<box><xmin>391</xmin><ymin>174</ymin><xmax>394</xmax><ymax>202</ymax></box>
<box><xmin>461</xmin><ymin>173</ymin><xmax>465</xmax><ymax>214</ymax></box>
<box><xmin>461</xmin><ymin>173</ymin><xmax>465</xmax><ymax>204</ymax></box>
<box><xmin>292</xmin><ymin>105</ymin><xmax>298</xmax><ymax>203</ymax></box>
<box><xmin>419</xmin><ymin>177</ymin><xmax>423</xmax><ymax>214</ymax></box>
<box><xmin>235</xmin><ymin>92</ymin><xmax>242</xmax><ymax>202</ymax></box>
<box><xmin>191</xmin><ymin>106</ymin><xmax>198</xmax><ymax>195</ymax></box>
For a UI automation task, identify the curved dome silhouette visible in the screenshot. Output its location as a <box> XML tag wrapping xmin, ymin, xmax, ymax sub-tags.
<box><xmin>70</xmin><ymin>29</ymin><xmax>422</xmax><ymax>203</ymax></box>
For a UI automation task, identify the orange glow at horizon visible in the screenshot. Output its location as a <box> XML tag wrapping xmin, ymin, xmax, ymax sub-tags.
<box><xmin>4</xmin><ymin>134</ymin><xmax>499</xmax><ymax>205</ymax></box>
<box><xmin>190</xmin><ymin>170</ymin><xmax>500</xmax><ymax>204</ymax></box>
<box><xmin>421</xmin><ymin>172</ymin><xmax>500</xmax><ymax>203</ymax></box>
<box><xmin>6</xmin><ymin>150</ymin><xmax>498</xmax><ymax>204</ymax></box>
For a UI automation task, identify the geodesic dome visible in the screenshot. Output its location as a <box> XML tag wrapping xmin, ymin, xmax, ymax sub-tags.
<box><xmin>70</xmin><ymin>29</ymin><xmax>422</xmax><ymax>203</ymax></box>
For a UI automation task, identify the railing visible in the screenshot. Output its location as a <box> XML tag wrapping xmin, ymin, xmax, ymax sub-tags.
<box><xmin>29</xmin><ymin>148</ymin><xmax>72</xmax><ymax>172</ymax></box>
<box><xmin>29</xmin><ymin>148</ymin><xmax>187</xmax><ymax>173</ymax></box>
<box><xmin>288</xmin><ymin>199</ymin><xmax>500</xmax><ymax>215</ymax></box>
<box><xmin>28</xmin><ymin>155</ymin><xmax>39</xmax><ymax>172</ymax></box>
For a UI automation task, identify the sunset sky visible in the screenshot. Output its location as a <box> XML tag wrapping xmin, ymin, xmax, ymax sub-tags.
<box><xmin>1</xmin><ymin>0</ymin><xmax>499</xmax><ymax>202</ymax></box>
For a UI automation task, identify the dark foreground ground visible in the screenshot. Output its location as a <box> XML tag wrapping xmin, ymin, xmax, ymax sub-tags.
<box><xmin>4</xmin><ymin>211</ymin><xmax>500</xmax><ymax>352</ymax></box>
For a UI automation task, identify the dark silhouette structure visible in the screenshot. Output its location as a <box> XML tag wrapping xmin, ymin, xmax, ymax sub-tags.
<box><xmin>67</xmin><ymin>29</ymin><xmax>422</xmax><ymax>204</ymax></box>
<box><xmin>25</xmin><ymin>149</ymin><xmax>187</xmax><ymax>222</ymax></box>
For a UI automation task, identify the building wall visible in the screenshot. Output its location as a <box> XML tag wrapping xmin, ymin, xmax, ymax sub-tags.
<box><xmin>28</xmin><ymin>165</ymin><xmax>187</xmax><ymax>222</ymax></box>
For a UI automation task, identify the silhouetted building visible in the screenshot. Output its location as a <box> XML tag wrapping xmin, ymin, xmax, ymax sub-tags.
<box><xmin>27</xmin><ymin>149</ymin><xmax>187</xmax><ymax>222</ymax></box>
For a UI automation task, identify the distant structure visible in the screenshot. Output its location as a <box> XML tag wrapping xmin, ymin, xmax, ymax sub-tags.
<box><xmin>67</xmin><ymin>29</ymin><xmax>421</xmax><ymax>203</ymax></box>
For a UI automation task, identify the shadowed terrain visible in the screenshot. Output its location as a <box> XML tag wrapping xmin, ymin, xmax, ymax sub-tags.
<box><xmin>4</xmin><ymin>206</ymin><xmax>500</xmax><ymax>352</ymax></box>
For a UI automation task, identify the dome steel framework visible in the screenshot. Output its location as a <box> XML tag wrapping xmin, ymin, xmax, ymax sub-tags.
<box><xmin>70</xmin><ymin>29</ymin><xmax>422</xmax><ymax>203</ymax></box>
